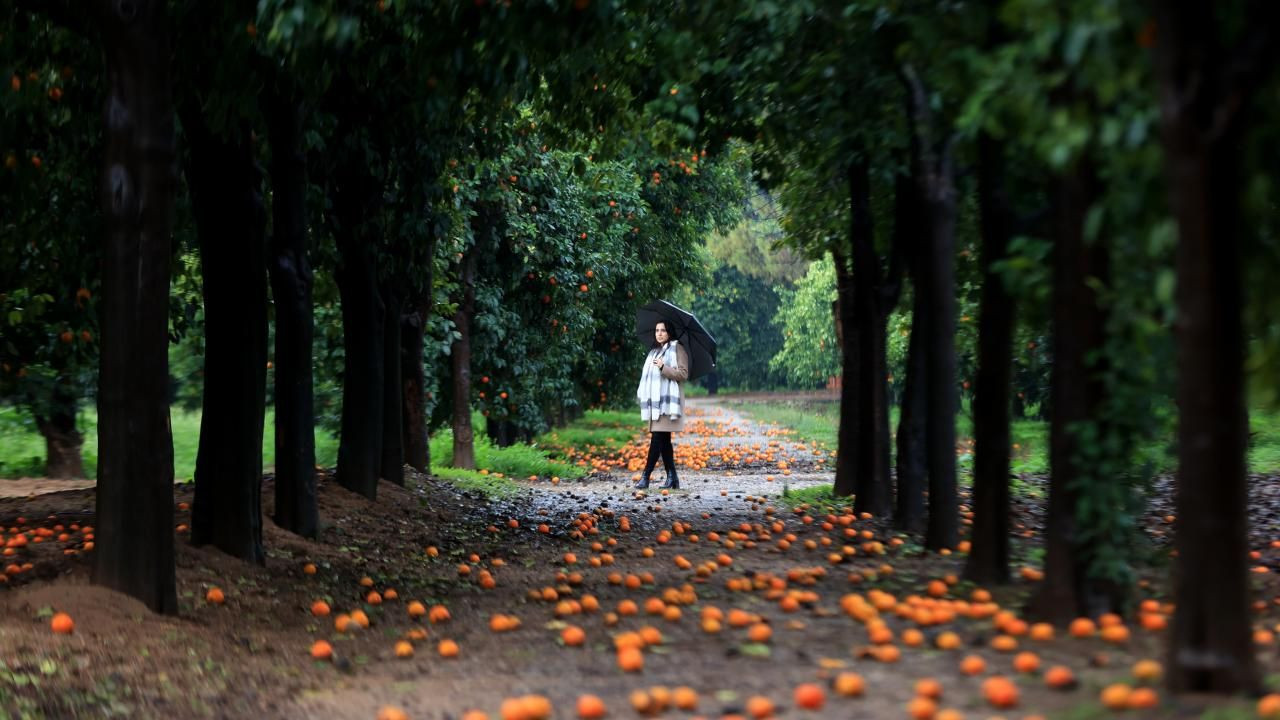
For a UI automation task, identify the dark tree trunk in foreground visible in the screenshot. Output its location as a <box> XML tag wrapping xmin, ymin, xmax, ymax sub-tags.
<box><xmin>183</xmin><ymin>107</ymin><xmax>268</xmax><ymax>565</ymax></box>
<box><xmin>895</xmin><ymin>294</ymin><xmax>927</xmax><ymax>532</ymax></box>
<box><xmin>93</xmin><ymin>0</ymin><xmax>178</xmax><ymax>614</ymax></box>
<box><xmin>401</xmin><ymin>294</ymin><xmax>431</xmax><ymax>473</ymax></box>
<box><xmin>450</xmin><ymin>247</ymin><xmax>477</xmax><ymax>470</ymax></box>
<box><xmin>332</xmin><ymin>181</ymin><xmax>385</xmax><ymax>499</ymax></box>
<box><xmin>894</xmin><ymin>174</ymin><xmax>926</xmax><ymax>532</ymax></box>
<box><xmin>265</xmin><ymin>91</ymin><xmax>318</xmax><ymax>538</ymax></box>
<box><xmin>36</xmin><ymin>373</ymin><xmax>84</xmax><ymax>478</ymax></box>
<box><xmin>848</xmin><ymin>159</ymin><xmax>897</xmax><ymax>516</ymax></box>
<box><xmin>830</xmin><ymin>251</ymin><xmax>859</xmax><ymax>498</ymax></box>
<box><xmin>1027</xmin><ymin>158</ymin><xmax>1116</xmax><ymax>624</ymax></box>
<box><xmin>902</xmin><ymin>65</ymin><xmax>959</xmax><ymax>550</ymax></box>
<box><xmin>381</xmin><ymin>288</ymin><xmax>404</xmax><ymax>486</ymax></box>
<box><xmin>964</xmin><ymin>132</ymin><xmax>1016</xmax><ymax>586</ymax></box>
<box><xmin>1154</xmin><ymin>1</ymin><xmax>1274</xmax><ymax>695</ymax></box>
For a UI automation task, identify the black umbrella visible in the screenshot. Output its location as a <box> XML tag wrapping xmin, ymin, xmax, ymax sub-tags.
<box><xmin>635</xmin><ymin>300</ymin><xmax>717</xmax><ymax>382</ymax></box>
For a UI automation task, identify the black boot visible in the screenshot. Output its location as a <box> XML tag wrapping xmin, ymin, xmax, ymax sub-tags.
<box><xmin>659</xmin><ymin>468</ymin><xmax>679</xmax><ymax>490</ymax></box>
<box><xmin>633</xmin><ymin>472</ymin><xmax>651</xmax><ymax>490</ymax></box>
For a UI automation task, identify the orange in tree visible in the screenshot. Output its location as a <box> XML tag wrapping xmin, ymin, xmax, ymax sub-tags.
<box><xmin>50</xmin><ymin>612</ymin><xmax>74</xmax><ymax>634</ymax></box>
<box><xmin>793</xmin><ymin>683</ymin><xmax>825</xmax><ymax>711</ymax></box>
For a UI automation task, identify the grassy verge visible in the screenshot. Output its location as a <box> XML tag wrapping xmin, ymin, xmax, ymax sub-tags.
<box><xmin>533</xmin><ymin>410</ymin><xmax>639</xmax><ymax>459</ymax></box>
<box><xmin>0</xmin><ymin>406</ymin><xmax>339</xmax><ymax>481</ymax></box>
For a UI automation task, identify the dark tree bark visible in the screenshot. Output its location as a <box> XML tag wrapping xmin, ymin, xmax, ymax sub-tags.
<box><xmin>401</xmin><ymin>295</ymin><xmax>431</xmax><ymax>473</ymax></box>
<box><xmin>1153</xmin><ymin>1</ymin><xmax>1275</xmax><ymax>695</ymax></box>
<box><xmin>902</xmin><ymin>65</ymin><xmax>959</xmax><ymax>551</ymax></box>
<box><xmin>381</xmin><ymin>288</ymin><xmax>405</xmax><ymax>486</ymax></box>
<box><xmin>36</xmin><ymin>372</ymin><xmax>84</xmax><ymax>479</ymax></box>
<box><xmin>450</xmin><ymin>247</ymin><xmax>477</xmax><ymax>470</ymax></box>
<box><xmin>332</xmin><ymin>177</ymin><xmax>386</xmax><ymax>499</ymax></box>
<box><xmin>264</xmin><ymin>90</ymin><xmax>318</xmax><ymax>538</ymax></box>
<box><xmin>894</xmin><ymin>175</ymin><xmax>927</xmax><ymax>533</ymax></box>
<box><xmin>830</xmin><ymin>251</ymin><xmax>859</xmax><ymax>498</ymax></box>
<box><xmin>181</xmin><ymin>106</ymin><xmax>268</xmax><ymax>565</ymax></box>
<box><xmin>848</xmin><ymin>159</ymin><xmax>893</xmax><ymax>516</ymax></box>
<box><xmin>964</xmin><ymin>132</ymin><xmax>1016</xmax><ymax>586</ymax></box>
<box><xmin>1026</xmin><ymin>157</ymin><xmax>1117</xmax><ymax>624</ymax></box>
<box><xmin>92</xmin><ymin>0</ymin><xmax>178</xmax><ymax>614</ymax></box>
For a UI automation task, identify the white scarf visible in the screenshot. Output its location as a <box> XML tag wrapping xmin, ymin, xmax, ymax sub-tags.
<box><xmin>637</xmin><ymin>341</ymin><xmax>682</xmax><ymax>422</ymax></box>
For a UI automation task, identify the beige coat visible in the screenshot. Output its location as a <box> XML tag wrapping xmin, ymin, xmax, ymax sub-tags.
<box><xmin>646</xmin><ymin>343</ymin><xmax>690</xmax><ymax>432</ymax></box>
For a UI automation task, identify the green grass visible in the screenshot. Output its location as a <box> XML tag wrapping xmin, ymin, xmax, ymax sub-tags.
<box><xmin>0</xmin><ymin>405</ymin><xmax>339</xmax><ymax>481</ymax></box>
<box><xmin>534</xmin><ymin>409</ymin><xmax>640</xmax><ymax>458</ymax></box>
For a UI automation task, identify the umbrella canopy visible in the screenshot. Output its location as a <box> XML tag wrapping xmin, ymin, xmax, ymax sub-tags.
<box><xmin>635</xmin><ymin>300</ymin><xmax>717</xmax><ymax>382</ymax></box>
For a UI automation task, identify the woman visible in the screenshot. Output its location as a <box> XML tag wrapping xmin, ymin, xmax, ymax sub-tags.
<box><xmin>635</xmin><ymin>321</ymin><xmax>689</xmax><ymax>489</ymax></box>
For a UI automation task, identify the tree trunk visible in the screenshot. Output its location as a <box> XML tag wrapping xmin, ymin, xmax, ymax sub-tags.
<box><xmin>265</xmin><ymin>91</ymin><xmax>317</xmax><ymax>538</ymax></box>
<box><xmin>1026</xmin><ymin>158</ymin><xmax>1116</xmax><ymax>624</ymax></box>
<box><xmin>36</xmin><ymin>373</ymin><xmax>84</xmax><ymax>479</ymax></box>
<box><xmin>901</xmin><ymin>64</ymin><xmax>959</xmax><ymax>550</ymax></box>
<box><xmin>92</xmin><ymin>0</ymin><xmax>178</xmax><ymax>614</ymax></box>
<box><xmin>332</xmin><ymin>194</ymin><xmax>385</xmax><ymax>500</ymax></box>
<box><xmin>831</xmin><ymin>251</ymin><xmax>859</xmax><ymax>498</ymax></box>
<box><xmin>894</xmin><ymin>173</ymin><xmax>926</xmax><ymax>533</ymax></box>
<box><xmin>895</xmin><ymin>294</ymin><xmax>927</xmax><ymax>532</ymax></box>
<box><xmin>964</xmin><ymin>132</ymin><xmax>1016</xmax><ymax>585</ymax></box>
<box><xmin>1153</xmin><ymin>2</ymin><xmax>1271</xmax><ymax>695</ymax></box>
<box><xmin>182</xmin><ymin>107</ymin><xmax>268</xmax><ymax>565</ymax></box>
<box><xmin>401</xmin><ymin>295</ymin><xmax>430</xmax><ymax>472</ymax></box>
<box><xmin>848</xmin><ymin>160</ymin><xmax>891</xmax><ymax>516</ymax></box>
<box><xmin>381</xmin><ymin>288</ymin><xmax>404</xmax><ymax>486</ymax></box>
<box><xmin>450</xmin><ymin>248</ymin><xmax>477</xmax><ymax>470</ymax></box>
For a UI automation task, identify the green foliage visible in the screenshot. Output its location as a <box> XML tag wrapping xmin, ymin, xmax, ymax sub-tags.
<box><xmin>769</xmin><ymin>258</ymin><xmax>840</xmax><ymax>387</ymax></box>
<box><xmin>688</xmin><ymin>260</ymin><xmax>785</xmax><ymax>391</ymax></box>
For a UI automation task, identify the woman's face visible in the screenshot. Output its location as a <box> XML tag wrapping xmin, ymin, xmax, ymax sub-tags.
<box><xmin>654</xmin><ymin>323</ymin><xmax>670</xmax><ymax>344</ymax></box>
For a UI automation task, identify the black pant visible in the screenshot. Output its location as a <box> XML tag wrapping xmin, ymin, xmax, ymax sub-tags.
<box><xmin>644</xmin><ymin>431</ymin><xmax>675</xmax><ymax>478</ymax></box>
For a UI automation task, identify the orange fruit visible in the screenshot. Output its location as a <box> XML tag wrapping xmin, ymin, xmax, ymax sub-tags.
<box><xmin>1068</xmin><ymin>617</ymin><xmax>1095</xmax><ymax>637</ymax></box>
<box><xmin>310</xmin><ymin>600</ymin><xmax>330</xmax><ymax>617</ymax></box>
<box><xmin>1099</xmin><ymin>683</ymin><xmax>1131</xmax><ymax>710</ymax></box>
<box><xmin>745</xmin><ymin>696</ymin><xmax>775</xmax><ymax>719</ymax></box>
<box><xmin>206</xmin><ymin>587</ymin><xmax>225</xmax><ymax>604</ymax></box>
<box><xmin>377</xmin><ymin>707</ymin><xmax>409</xmax><ymax>720</ymax></box>
<box><xmin>906</xmin><ymin>696</ymin><xmax>937</xmax><ymax>720</ymax></box>
<box><xmin>834</xmin><ymin>672</ymin><xmax>864</xmax><ymax>696</ymax></box>
<box><xmin>1127</xmin><ymin>687</ymin><xmax>1158</xmax><ymax>709</ymax></box>
<box><xmin>438</xmin><ymin>639</ymin><xmax>459</xmax><ymax>657</ymax></box>
<box><xmin>394</xmin><ymin>640</ymin><xmax>414</xmax><ymax>658</ymax></box>
<box><xmin>672</xmin><ymin>686</ymin><xmax>698</xmax><ymax>710</ymax></box>
<box><xmin>1132</xmin><ymin>659</ymin><xmax>1162</xmax><ymax>682</ymax></box>
<box><xmin>915</xmin><ymin>678</ymin><xmax>943</xmax><ymax>699</ymax></box>
<box><xmin>576</xmin><ymin>694</ymin><xmax>606</xmax><ymax>719</ymax></box>
<box><xmin>959</xmin><ymin>655</ymin><xmax>986</xmax><ymax>675</ymax></box>
<box><xmin>1044</xmin><ymin>665</ymin><xmax>1076</xmax><ymax>690</ymax></box>
<box><xmin>350</xmin><ymin>609</ymin><xmax>370</xmax><ymax>628</ymax></box>
<box><xmin>429</xmin><ymin>605</ymin><xmax>451</xmax><ymax>623</ymax></box>
<box><xmin>793</xmin><ymin>683</ymin><xmax>825</xmax><ymax>710</ymax></box>
<box><xmin>617</xmin><ymin>646</ymin><xmax>644</xmax><ymax>672</ymax></box>
<box><xmin>981</xmin><ymin>676</ymin><xmax>1019</xmax><ymax>709</ymax></box>
<box><xmin>1012</xmin><ymin>651</ymin><xmax>1040</xmax><ymax>674</ymax></box>
<box><xmin>310</xmin><ymin>640</ymin><xmax>333</xmax><ymax>660</ymax></box>
<box><xmin>748</xmin><ymin>623</ymin><xmax>773</xmax><ymax>643</ymax></box>
<box><xmin>1257</xmin><ymin>694</ymin><xmax>1280</xmax><ymax>719</ymax></box>
<box><xmin>562</xmin><ymin>625</ymin><xmax>586</xmax><ymax>646</ymax></box>
<box><xmin>407</xmin><ymin>600</ymin><xmax>427</xmax><ymax>618</ymax></box>
<box><xmin>936</xmin><ymin>631</ymin><xmax>962</xmax><ymax>650</ymax></box>
<box><xmin>50</xmin><ymin>612</ymin><xmax>74</xmax><ymax>634</ymax></box>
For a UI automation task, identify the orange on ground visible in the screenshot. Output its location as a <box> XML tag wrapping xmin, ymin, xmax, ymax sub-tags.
<box><xmin>834</xmin><ymin>672</ymin><xmax>865</xmax><ymax>697</ymax></box>
<box><xmin>438</xmin><ymin>639</ymin><xmax>459</xmax><ymax>657</ymax></box>
<box><xmin>793</xmin><ymin>683</ymin><xmax>825</xmax><ymax>710</ymax></box>
<box><xmin>50</xmin><ymin>612</ymin><xmax>74</xmax><ymax>634</ymax></box>
<box><xmin>310</xmin><ymin>640</ymin><xmax>333</xmax><ymax>660</ymax></box>
<box><xmin>576</xmin><ymin>694</ymin><xmax>606</xmax><ymax>719</ymax></box>
<box><xmin>981</xmin><ymin>676</ymin><xmax>1019</xmax><ymax>709</ymax></box>
<box><xmin>206</xmin><ymin>587</ymin><xmax>225</xmax><ymax>605</ymax></box>
<box><xmin>1100</xmin><ymin>683</ymin><xmax>1132</xmax><ymax>710</ymax></box>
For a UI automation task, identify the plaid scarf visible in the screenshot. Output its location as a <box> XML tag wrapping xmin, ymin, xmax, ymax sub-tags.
<box><xmin>637</xmin><ymin>341</ymin><xmax>682</xmax><ymax>422</ymax></box>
